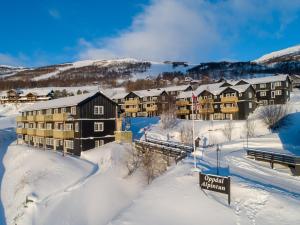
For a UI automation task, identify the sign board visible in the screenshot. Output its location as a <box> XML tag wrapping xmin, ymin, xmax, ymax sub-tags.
<box><xmin>199</xmin><ymin>172</ymin><xmax>231</xmax><ymax>205</ymax></box>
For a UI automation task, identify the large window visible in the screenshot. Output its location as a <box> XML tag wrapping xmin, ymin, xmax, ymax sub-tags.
<box><xmin>71</xmin><ymin>107</ymin><xmax>76</xmax><ymax>115</ymax></box>
<box><xmin>260</xmin><ymin>91</ymin><xmax>266</xmax><ymax>97</ymax></box>
<box><xmin>94</xmin><ymin>106</ymin><xmax>104</xmax><ymax>115</ymax></box>
<box><xmin>94</xmin><ymin>122</ymin><xmax>104</xmax><ymax>132</ymax></box>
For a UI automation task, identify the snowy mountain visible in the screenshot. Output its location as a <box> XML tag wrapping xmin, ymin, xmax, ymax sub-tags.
<box><xmin>0</xmin><ymin>59</ymin><xmax>193</xmax><ymax>82</ymax></box>
<box><xmin>254</xmin><ymin>44</ymin><xmax>300</xmax><ymax>64</ymax></box>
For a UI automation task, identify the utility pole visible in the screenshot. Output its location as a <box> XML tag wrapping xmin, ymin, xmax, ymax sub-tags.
<box><xmin>216</xmin><ymin>144</ymin><xmax>220</xmax><ymax>175</ymax></box>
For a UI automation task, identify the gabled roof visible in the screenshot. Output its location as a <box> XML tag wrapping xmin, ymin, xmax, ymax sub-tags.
<box><xmin>132</xmin><ymin>89</ymin><xmax>165</xmax><ymax>98</ymax></box>
<box><xmin>229</xmin><ymin>84</ymin><xmax>252</xmax><ymax>93</ymax></box>
<box><xmin>238</xmin><ymin>74</ymin><xmax>289</xmax><ymax>85</ymax></box>
<box><xmin>24</xmin><ymin>91</ymin><xmax>115</xmax><ymax>111</ymax></box>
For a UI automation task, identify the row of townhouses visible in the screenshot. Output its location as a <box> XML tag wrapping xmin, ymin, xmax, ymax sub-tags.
<box><xmin>111</xmin><ymin>85</ymin><xmax>192</xmax><ymax>117</ymax></box>
<box><xmin>176</xmin><ymin>74</ymin><xmax>292</xmax><ymax>120</ymax></box>
<box><xmin>16</xmin><ymin>91</ymin><xmax>119</xmax><ymax>156</ymax></box>
<box><xmin>0</xmin><ymin>89</ymin><xmax>53</xmax><ymax>103</ymax></box>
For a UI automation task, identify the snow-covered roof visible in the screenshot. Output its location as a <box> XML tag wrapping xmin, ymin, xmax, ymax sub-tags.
<box><xmin>177</xmin><ymin>90</ymin><xmax>193</xmax><ymax>99</ymax></box>
<box><xmin>23</xmin><ymin>91</ymin><xmax>105</xmax><ymax>111</ymax></box>
<box><xmin>133</xmin><ymin>89</ymin><xmax>164</xmax><ymax>98</ymax></box>
<box><xmin>239</xmin><ymin>74</ymin><xmax>289</xmax><ymax>85</ymax></box>
<box><xmin>162</xmin><ymin>84</ymin><xmax>191</xmax><ymax>92</ymax></box>
<box><xmin>110</xmin><ymin>92</ymin><xmax>128</xmax><ymax>100</ymax></box>
<box><xmin>195</xmin><ymin>82</ymin><xmax>226</xmax><ymax>96</ymax></box>
<box><xmin>226</xmin><ymin>84</ymin><xmax>251</xmax><ymax>93</ymax></box>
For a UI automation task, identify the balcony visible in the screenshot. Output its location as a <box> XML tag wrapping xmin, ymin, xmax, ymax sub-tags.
<box><xmin>199</xmin><ymin>99</ymin><xmax>214</xmax><ymax>104</ymax></box>
<box><xmin>27</xmin><ymin>128</ymin><xmax>36</xmax><ymax>135</ymax></box>
<box><xmin>27</xmin><ymin>115</ymin><xmax>36</xmax><ymax>122</ymax></box>
<box><xmin>36</xmin><ymin>129</ymin><xmax>53</xmax><ymax>137</ymax></box>
<box><xmin>53</xmin><ymin>113</ymin><xmax>70</xmax><ymax>122</ymax></box>
<box><xmin>146</xmin><ymin>105</ymin><xmax>158</xmax><ymax>112</ymax></box>
<box><xmin>176</xmin><ymin>109</ymin><xmax>190</xmax><ymax>115</ymax></box>
<box><xmin>53</xmin><ymin>130</ymin><xmax>74</xmax><ymax>139</ymax></box>
<box><xmin>221</xmin><ymin>106</ymin><xmax>239</xmax><ymax>113</ymax></box>
<box><xmin>16</xmin><ymin>128</ymin><xmax>27</xmax><ymax>134</ymax></box>
<box><xmin>176</xmin><ymin>100</ymin><xmax>189</xmax><ymax>106</ymax></box>
<box><xmin>16</xmin><ymin>116</ymin><xmax>27</xmax><ymax>122</ymax></box>
<box><xmin>221</xmin><ymin>96</ymin><xmax>238</xmax><ymax>103</ymax></box>
<box><xmin>199</xmin><ymin>108</ymin><xmax>214</xmax><ymax>114</ymax></box>
<box><xmin>36</xmin><ymin>114</ymin><xmax>53</xmax><ymax>122</ymax></box>
<box><xmin>125</xmin><ymin>107</ymin><xmax>139</xmax><ymax>113</ymax></box>
<box><xmin>124</xmin><ymin>99</ymin><xmax>140</xmax><ymax>105</ymax></box>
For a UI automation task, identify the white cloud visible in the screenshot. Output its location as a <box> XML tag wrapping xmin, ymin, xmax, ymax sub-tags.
<box><xmin>49</xmin><ymin>9</ymin><xmax>61</xmax><ymax>19</ymax></box>
<box><xmin>78</xmin><ymin>0</ymin><xmax>300</xmax><ymax>62</ymax></box>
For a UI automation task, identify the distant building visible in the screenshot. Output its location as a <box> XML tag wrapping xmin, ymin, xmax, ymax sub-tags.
<box><xmin>16</xmin><ymin>91</ymin><xmax>119</xmax><ymax>156</ymax></box>
<box><xmin>0</xmin><ymin>89</ymin><xmax>53</xmax><ymax>104</ymax></box>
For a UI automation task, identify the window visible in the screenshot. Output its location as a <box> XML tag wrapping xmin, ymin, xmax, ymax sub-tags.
<box><xmin>54</xmin><ymin>108</ymin><xmax>59</xmax><ymax>114</ymax></box>
<box><xmin>94</xmin><ymin>106</ymin><xmax>104</xmax><ymax>115</ymax></box>
<box><xmin>214</xmin><ymin>95</ymin><xmax>217</xmax><ymax>99</ymax></box>
<box><xmin>231</xmin><ymin>93</ymin><xmax>235</xmax><ymax>97</ymax></box>
<box><xmin>65</xmin><ymin>123</ymin><xmax>73</xmax><ymax>131</ymax></box>
<box><xmin>61</xmin><ymin>108</ymin><xmax>66</xmax><ymax>113</ymax></box>
<box><xmin>239</xmin><ymin>93</ymin><xmax>243</xmax><ymax>97</ymax></box>
<box><xmin>275</xmin><ymin>81</ymin><xmax>281</xmax><ymax>87</ymax></box>
<box><xmin>94</xmin><ymin>122</ymin><xmax>104</xmax><ymax>132</ymax></box>
<box><xmin>95</xmin><ymin>140</ymin><xmax>104</xmax><ymax>148</ymax></box>
<box><xmin>75</xmin><ymin>122</ymin><xmax>79</xmax><ymax>132</ymax></box>
<box><xmin>271</xmin><ymin>91</ymin><xmax>275</xmax><ymax>98</ymax></box>
<box><xmin>46</xmin><ymin>109</ymin><xmax>52</xmax><ymax>115</ymax></box>
<box><xmin>143</xmin><ymin>97</ymin><xmax>147</xmax><ymax>101</ymax></box>
<box><xmin>286</xmin><ymin>81</ymin><xmax>289</xmax><ymax>87</ymax></box>
<box><xmin>214</xmin><ymin>104</ymin><xmax>218</xmax><ymax>109</ymax></box>
<box><xmin>249</xmin><ymin>102</ymin><xmax>252</xmax><ymax>109</ymax></box>
<box><xmin>46</xmin><ymin>138</ymin><xmax>53</xmax><ymax>146</ymax></box>
<box><xmin>248</xmin><ymin>92</ymin><xmax>252</xmax><ymax>98</ymax></box>
<box><xmin>64</xmin><ymin>140</ymin><xmax>74</xmax><ymax>149</ymax></box>
<box><xmin>286</xmin><ymin>90</ymin><xmax>289</xmax><ymax>96</ymax></box>
<box><xmin>162</xmin><ymin>96</ymin><xmax>165</xmax><ymax>101</ymax></box>
<box><xmin>275</xmin><ymin>90</ymin><xmax>282</xmax><ymax>95</ymax></box>
<box><xmin>260</xmin><ymin>83</ymin><xmax>266</xmax><ymax>88</ymax></box>
<box><xmin>71</xmin><ymin>107</ymin><xmax>76</xmax><ymax>115</ymax></box>
<box><xmin>46</xmin><ymin>123</ymin><xmax>52</xmax><ymax>130</ymax></box>
<box><xmin>260</xmin><ymin>91</ymin><xmax>266</xmax><ymax>97</ymax></box>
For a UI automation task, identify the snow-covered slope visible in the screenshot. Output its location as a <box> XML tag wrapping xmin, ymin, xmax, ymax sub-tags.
<box><xmin>254</xmin><ymin>44</ymin><xmax>300</xmax><ymax>64</ymax></box>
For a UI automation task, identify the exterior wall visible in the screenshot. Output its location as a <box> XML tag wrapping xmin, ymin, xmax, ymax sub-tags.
<box><xmin>16</xmin><ymin>92</ymin><xmax>118</xmax><ymax>156</ymax></box>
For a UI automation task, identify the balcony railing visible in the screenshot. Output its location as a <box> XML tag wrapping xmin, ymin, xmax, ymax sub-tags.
<box><xmin>36</xmin><ymin>129</ymin><xmax>53</xmax><ymax>137</ymax></box>
<box><xmin>36</xmin><ymin>114</ymin><xmax>53</xmax><ymax>122</ymax></box>
<box><xmin>27</xmin><ymin>128</ymin><xmax>36</xmax><ymax>135</ymax></box>
<box><xmin>221</xmin><ymin>96</ymin><xmax>238</xmax><ymax>103</ymax></box>
<box><xmin>199</xmin><ymin>108</ymin><xmax>214</xmax><ymax>114</ymax></box>
<box><xmin>53</xmin><ymin>130</ymin><xmax>74</xmax><ymax>139</ymax></box>
<box><xmin>16</xmin><ymin>116</ymin><xmax>27</xmax><ymax>122</ymax></box>
<box><xmin>176</xmin><ymin>100</ymin><xmax>190</xmax><ymax>106</ymax></box>
<box><xmin>16</xmin><ymin>128</ymin><xmax>27</xmax><ymax>134</ymax></box>
<box><xmin>176</xmin><ymin>109</ymin><xmax>190</xmax><ymax>115</ymax></box>
<box><xmin>124</xmin><ymin>99</ymin><xmax>140</xmax><ymax>105</ymax></box>
<box><xmin>53</xmin><ymin>113</ymin><xmax>70</xmax><ymax>122</ymax></box>
<box><xmin>199</xmin><ymin>99</ymin><xmax>214</xmax><ymax>104</ymax></box>
<box><xmin>27</xmin><ymin>115</ymin><xmax>36</xmax><ymax>122</ymax></box>
<box><xmin>125</xmin><ymin>107</ymin><xmax>139</xmax><ymax>113</ymax></box>
<box><xmin>146</xmin><ymin>105</ymin><xmax>158</xmax><ymax>112</ymax></box>
<box><xmin>221</xmin><ymin>107</ymin><xmax>239</xmax><ymax>113</ymax></box>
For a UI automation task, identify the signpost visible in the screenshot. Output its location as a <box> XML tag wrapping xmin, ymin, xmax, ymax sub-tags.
<box><xmin>199</xmin><ymin>172</ymin><xmax>231</xmax><ymax>205</ymax></box>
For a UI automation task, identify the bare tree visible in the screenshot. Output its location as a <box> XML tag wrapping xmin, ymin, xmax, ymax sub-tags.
<box><xmin>222</xmin><ymin>120</ymin><xmax>233</xmax><ymax>141</ymax></box>
<box><xmin>259</xmin><ymin>104</ymin><xmax>290</xmax><ymax>130</ymax></box>
<box><xmin>125</xmin><ymin>146</ymin><xmax>142</xmax><ymax>176</ymax></box>
<box><xmin>160</xmin><ymin>109</ymin><xmax>177</xmax><ymax>129</ymax></box>
<box><xmin>244</xmin><ymin>118</ymin><xmax>256</xmax><ymax>138</ymax></box>
<box><xmin>180</xmin><ymin>125</ymin><xmax>193</xmax><ymax>145</ymax></box>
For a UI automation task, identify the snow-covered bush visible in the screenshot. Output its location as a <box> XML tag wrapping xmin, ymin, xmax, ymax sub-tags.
<box><xmin>180</xmin><ymin>125</ymin><xmax>193</xmax><ymax>145</ymax></box>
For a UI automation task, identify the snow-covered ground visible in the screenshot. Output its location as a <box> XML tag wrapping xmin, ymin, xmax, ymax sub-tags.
<box><xmin>0</xmin><ymin>89</ymin><xmax>300</xmax><ymax>225</ymax></box>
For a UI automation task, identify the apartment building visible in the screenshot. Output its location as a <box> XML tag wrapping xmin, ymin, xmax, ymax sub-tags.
<box><xmin>177</xmin><ymin>82</ymin><xmax>257</xmax><ymax>120</ymax></box>
<box><xmin>235</xmin><ymin>74</ymin><xmax>292</xmax><ymax>105</ymax></box>
<box><xmin>111</xmin><ymin>85</ymin><xmax>192</xmax><ymax>117</ymax></box>
<box><xmin>0</xmin><ymin>89</ymin><xmax>53</xmax><ymax>104</ymax></box>
<box><xmin>123</xmin><ymin>89</ymin><xmax>169</xmax><ymax>117</ymax></box>
<box><xmin>16</xmin><ymin>91</ymin><xmax>118</xmax><ymax>156</ymax></box>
